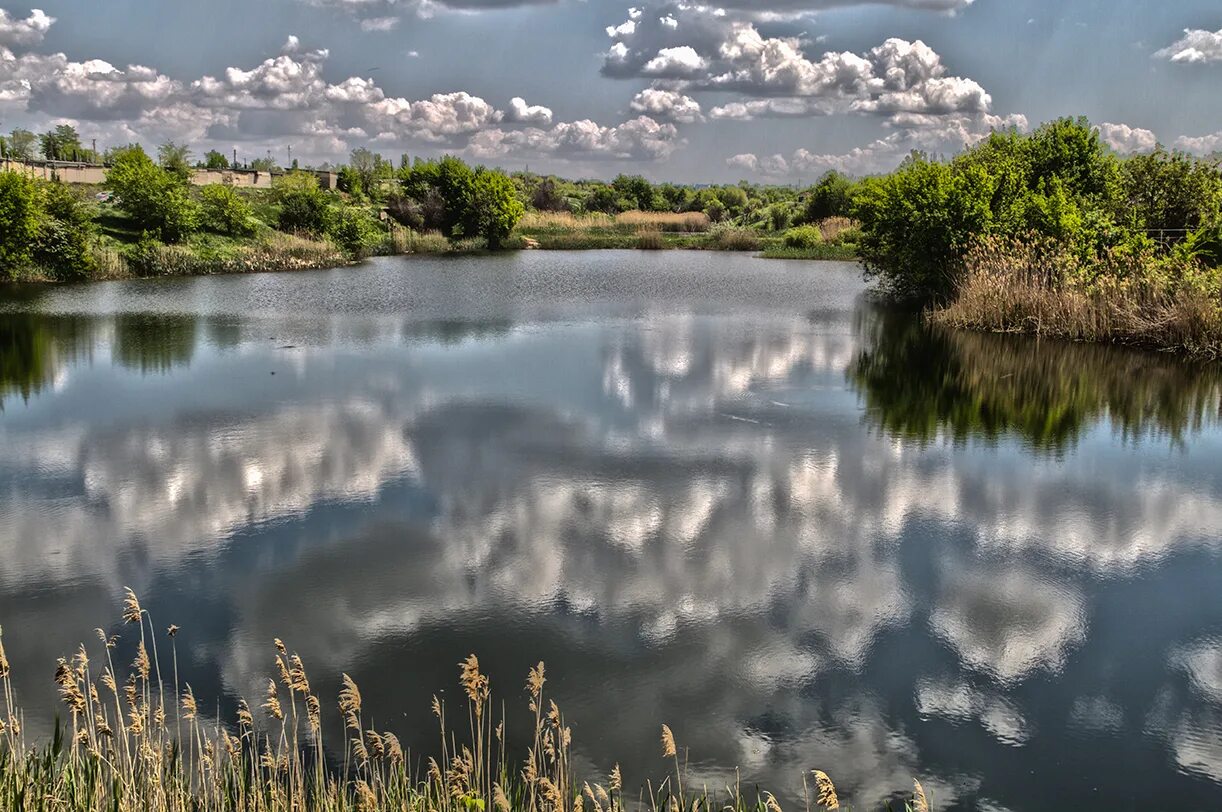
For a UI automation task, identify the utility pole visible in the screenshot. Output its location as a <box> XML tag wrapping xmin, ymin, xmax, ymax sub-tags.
<box><xmin>233</xmin><ymin>148</ymin><xmax>238</xmax><ymax>169</ymax></box>
<box><xmin>91</xmin><ymin>139</ymin><xmax>97</xmax><ymax>163</ymax></box>
<box><xmin>287</xmin><ymin>145</ymin><xmax>292</xmax><ymax>167</ymax></box>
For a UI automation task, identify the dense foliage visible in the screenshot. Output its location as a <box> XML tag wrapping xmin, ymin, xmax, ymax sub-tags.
<box><xmin>0</xmin><ymin>171</ymin><xmax>95</xmax><ymax>280</ymax></box>
<box><xmin>851</xmin><ymin>117</ymin><xmax>1222</xmax><ymax>299</ymax></box>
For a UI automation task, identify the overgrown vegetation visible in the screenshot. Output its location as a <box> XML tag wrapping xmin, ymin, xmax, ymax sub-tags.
<box><xmin>0</xmin><ymin>590</ymin><xmax>932</xmax><ymax>812</ymax></box>
<box><xmin>848</xmin><ymin>117</ymin><xmax>1222</xmax><ymax>354</ymax></box>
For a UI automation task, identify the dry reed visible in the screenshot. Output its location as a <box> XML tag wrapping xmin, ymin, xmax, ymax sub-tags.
<box><xmin>0</xmin><ymin>592</ymin><xmax>931</xmax><ymax>812</ymax></box>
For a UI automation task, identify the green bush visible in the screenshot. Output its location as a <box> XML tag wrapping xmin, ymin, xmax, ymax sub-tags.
<box><xmin>275</xmin><ymin>173</ymin><xmax>332</xmax><ymax>236</ymax></box>
<box><xmin>104</xmin><ymin>146</ymin><xmax>198</xmax><ymax>242</ymax></box>
<box><xmin>801</xmin><ymin>171</ymin><xmax>855</xmax><ymax>223</ymax></box>
<box><xmin>0</xmin><ymin>171</ymin><xmax>40</xmax><ymax>274</ymax></box>
<box><xmin>783</xmin><ymin>225</ymin><xmax>823</xmax><ymax>249</ymax></box>
<box><xmin>32</xmin><ymin>183</ymin><xmax>95</xmax><ymax>281</ymax></box>
<box><xmin>200</xmin><ymin>184</ymin><xmax>255</xmax><ymax>236</ymax></box>
<box><xmin>328</xmin><ymin>206</ymin><xmax>380</xmax><ymax>256</ymax></box>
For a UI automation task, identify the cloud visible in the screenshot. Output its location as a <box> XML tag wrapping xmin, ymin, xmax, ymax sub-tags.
<box><xmin>0</xmin><ymin>23</ymin><xmax>680</xmax><ymax>167</ymax></box>
<box><xmin>726</xmin><ymin>111</ymin><xmax>1027</xmax><ymax>177</ymax></box>
<box><xmin>1174</xmin><ymin>131</ymin><xmax>1222</xmax><ymax>155</ymax></box>
<box><xmin>630</xmin><ymin>87</ymin><xmax>703</xmax><ymax>123</ymax></box>
<box><xmin>503</xmin><ymin>96</ymin><xmax>553</xmax><ymax>126</ymax></box>
<box><xmin>295</xmin><ymin>0</ymin><xmax>561</xmax><ymax>22</ymax></box>
<box><xmin>1097</xmin><ymin>122</ymin><xmax>1158</xmax><ymax>154</ymax></box>
<box><xmin>1155</xmin><ymin>27</ymin><xmax>1222</xmax><ymax>64</ymax></box>
<box><xmin>0</xmin><ymin>7</ymin><xmax>53</xmax><ymax>47</ymax></box>
<box><xmin>603</xmin><ymin>4</ymin><xmax>996</xmax><ymax>123</ymax></box>
<box><xmin>466</xmin><ymin>115</ymin><xmax>682</xmax><ymax>162</ymax></box>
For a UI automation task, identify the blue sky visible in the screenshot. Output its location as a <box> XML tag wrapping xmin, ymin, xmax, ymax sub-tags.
<box><xmin>1</xmin><ymin>0</ymin><xmax>1220</xmax><ymax>181</ymax></box>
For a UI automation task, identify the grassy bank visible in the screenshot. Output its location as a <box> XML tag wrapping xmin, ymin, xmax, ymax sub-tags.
<box><xmin>930</xmin><ymin>236</ymin><xmax>1222</xmax><ymax>357</ymax></box>
<box><xmin>0</xmin><ymin>590</ymin><xmax>927</xmax><ymax>812</ymax></box>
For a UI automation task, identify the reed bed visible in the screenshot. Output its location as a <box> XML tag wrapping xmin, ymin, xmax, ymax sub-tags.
<box><xmin>933</xmin><ymin>236</ymin><xmax>1222</xmax><ymax>357</ymax></box>
<box><xmin>0</xmin><ymin>590</ymin><xmax>932</xmax><ymax>812</ymax></box>
<box><xmin>517</xmin><ymin>211</ymin><xmax>711</xmax><ymax>235</ymax></box>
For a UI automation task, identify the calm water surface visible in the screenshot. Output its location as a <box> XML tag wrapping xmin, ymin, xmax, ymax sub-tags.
<box><xmin>3</xmin><ymin>251</ymin><xmax>1222</xmax><ymax>811</ymax></box>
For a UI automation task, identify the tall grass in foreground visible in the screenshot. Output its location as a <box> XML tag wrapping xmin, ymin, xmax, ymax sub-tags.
<box><xmin>0</xmin><ymin>590</ymin><xmax>932</xmax><ymax>812</ymax></box>
<box><xmin>933</xmin><ymin>236</ymin><xmax>1222</xmax><ymax>357</ymax></box>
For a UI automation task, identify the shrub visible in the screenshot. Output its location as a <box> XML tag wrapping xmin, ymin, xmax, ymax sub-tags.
<box><xmin>328</xmin><ymin>206</ymin><xmax>381</xmax><ymax>256</ymax></box>
<box><xmin>275</xmin><ymin>173</ymin><xmax>332</xmax><ymax>235</ymax></box>
<box><xmin>0</xmin><ymin>171</ymin><xmax>40</xmax><ymax>274</ymax></box>
<box><xmin>200</xmin><ymin>184</ymin><xmax>255</xmax><ymax>236</ymax></box>
<box><xmin>104</xmin><ymin>146</ymin><xmax>198</xmax><ymax>242</ymax></box>
<box><xmin>469</xmin><ymin>169</ymin><xmax>524</xmax><ymax>249</ymax></box>
<box><xmin>783</xmin><ymin>224</ymin><xmax>823</xmax><ymax>249</ymax></box>
<box><xmin>32</xmin><ymin>184</ymin><xmax>95</xmax><ymax>281</ymax></box>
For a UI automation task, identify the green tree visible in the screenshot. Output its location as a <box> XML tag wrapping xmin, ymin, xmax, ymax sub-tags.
<box><xmin>39</xmin><ymin>125</ymin><xmax>84</xmax><ymax>162</ymax></box>
<box><xmin>801</xmin><ymin>171</ymin><xmax>855</xmax><ymax>222</ymax></box>
<box><xmin>612</xmin><ymin>174</ymin><xmax>657</xmax><ymax>211</ymax></box>
<box><xmin>328</xmin><ymin>206</ymin><xmax>379</xmax><ymax>255</ymax></box>
<box><xmin>33</xmin><ymin>182</ymin><xmax>95</xmax><ymax>280</ymax></box>
<box><xmin>104</xmin><ymin>145</ymin><xmax>199</xmax><ymax>242</ymax></box>
<box><xmin>274</xmin><ymin>171</ymin><xmax>331</xmax><ymax>235</ymax></box>
<box><xmin>158</xmin><ymin>141</ymin><xmax>193</xmax><ymax>180</ymax></box>
<box><xmin>199</xmin><ymin>184</ymin><xmax>255</xmax><ymax>236</ymax></box>
<box><xmin>0</xmin><ymin>171</ymin><xmax>40</xmax><ymax>274</ymax></box>
<box><xmin>6</xmin><ymin>129</ymin><xmax>36</xmax><ymax>161</ymax></box>
<box><xmin>202</xmin><ymin>149</ymin><xmax>230</xmax><ymax>170</ymax></box>
<box><xmin>1123</xmin><ymin>148</ymin><xmax>1222</xmax><ymax>241</ymax></box>
<box><xmin>470</xmin><ymin>169</ymin><xmax>525</xmax><ymax>248</ymax></box>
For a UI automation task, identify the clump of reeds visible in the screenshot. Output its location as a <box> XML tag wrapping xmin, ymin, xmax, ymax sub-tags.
<box><xmin>407</xmin><ymin>230</ymin><xmax>453</xmax><ymax>254</ymax></box>
<box><xmin>0</xmin><ymin>590</ymin><xmax>933</xmax><ymax>812</ymax></box>
<box><xmin>616</xmin><ymin>211</ymin><xmax>710</xmax><ymax>233</ymax></box>
<box><xmin>933</xmin><ymin>235</ymin><xmax>1222</xmax><ymax>357</ymax></box>
<box><xmin>709</xmin><ymin>228</ymin><xmax>762</xmax><ymax>252</ymax></box>
<box><xmin>635</xmin><ymin>231</ymin><xmax>666</xmax><ymax>250</ymax></box>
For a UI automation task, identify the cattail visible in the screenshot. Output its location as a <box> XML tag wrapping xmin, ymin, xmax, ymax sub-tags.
<box><xmin>262</xmin><ymin>679</ymin><xmax>283</xmax><ymax>720</ymax></box>
<box><xmin>181</xmin><ymin>684</ymin><xmax>197</xmax><ymax>721</ymax></box>
<box><xmin>661</xmin><ymin>725</ymin><xmax>676</xmax><ymax>758</ymax></box>
<box><xmin>811</xmin><ymin>771</ymin><xmax>839</xmax><ymax>811</ymax></box>
<box><xmin>610</xmin><ymin>764</ymin><xmax>623</xmax><ymax>792</ymax></box>
<box><xmin>121</xmin><ymin>588</ymin><xmax>142</xmax><ymax>624</ymax></box>
<box><xmin>527</xmin><ymin>661</ymin><xmax>546</xmax><ymax>697</ymax></box>
<box><xmin>912</xmin><ymin>779</ymin><xmax>929</xmax><ymax>812</ymax></box>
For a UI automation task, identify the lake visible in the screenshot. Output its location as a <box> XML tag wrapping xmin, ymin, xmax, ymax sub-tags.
<box><xmin>2</xmin><ymin>251</ymin><xmax>1222</xmax><ymax>811</ymax></box>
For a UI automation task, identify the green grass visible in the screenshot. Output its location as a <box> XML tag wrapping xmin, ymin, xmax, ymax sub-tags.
<box><xmin>760</xmin><ymin>244</ymin><xmax>859</xmax><ymax>261</ymax></box>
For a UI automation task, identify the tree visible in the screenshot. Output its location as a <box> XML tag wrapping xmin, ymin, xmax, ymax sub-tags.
<box><xmin>158</xmin><ymin>141</ymin><xmax>193</xmax><ymax>179</ymax></box>
<box><xmin>612</xmin><ymin>174</ymin><xmax>657</xmax><ymax>211</ymax></box>
<box><xmin>470</xmin><ymin>169</ymin><xmax>525</xmax><ymax>248</ymax></box>
<box><xmin>1123</xmin><ymin>148</ymin><xmax>1222</xmax><ymax>241</ymax></box>
<box><xmin>0</xmin><ymin>171</ymin><xmax>40</xmax><ymax>273</ymax></box>
<box><xmin>202</xmin><ymin>149</ymin><xmax>230</xmax><ymax>170</ymax></box>
<box><xmin>275</xmin><ymin>171</ymin><xmax>331</xmax><ymax>235</ymax></box>
<box><xmin>801</xmin><ymin>171</ymin><xmax>855</xmax><ymax>222</ymax></box>
<box><xmin>199</xmin><ymin>184</ymin><xmax>255</xmax><ymax>236</ymax></box>
<box><xmin>32</xmin><ymin>182</ymin><xmax>95</xmax><ymax>280</ymax></box>
<box><xmin>250</xmin><ymin>156</ymin><xmax>277</xmax><ymax>172</ymax></box>
<box><xmin>347</xmin><ymin>147</ymin><xmax>393</xmax><ymax>199</ymax></box>
<box><xmin>104</xmin><ymin>145</ymin><xmax>199</xmax><ymax>242</ymax></box>
<box><xmin>6</xmin><ymin>129</ymin><xmax>36</xmax><ymax>161</ymax></box>
<box><xmin>39</xmin><ymin>125</ymin><xmax>84</xmax><ymax>161</ymax></box>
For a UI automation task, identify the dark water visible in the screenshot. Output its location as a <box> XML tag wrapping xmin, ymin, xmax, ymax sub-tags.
<box><xmin>3</xmin><ymin>251</ymin><xmax>1222</xmax><ymax>811</ymax></box>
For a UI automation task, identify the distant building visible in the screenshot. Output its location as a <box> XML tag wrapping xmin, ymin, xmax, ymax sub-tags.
<box><xmin>2</xmin><ymin>159</ymin><xmax>342</xmax><ymax>191</ymax></box>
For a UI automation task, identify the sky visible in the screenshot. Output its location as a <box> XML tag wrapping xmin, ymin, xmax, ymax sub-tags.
<box><xmin>0</xmin><ymin>0</ymin><xmax>1220</xmax><ymax>182</ymax></box>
